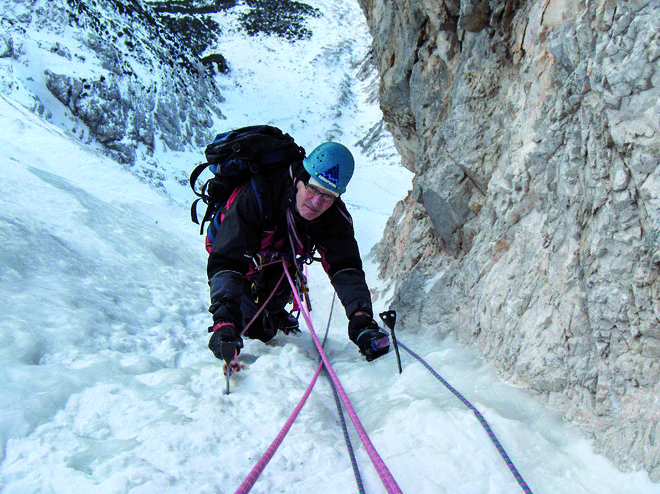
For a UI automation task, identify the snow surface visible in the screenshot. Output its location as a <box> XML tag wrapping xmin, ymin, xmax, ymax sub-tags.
<box><xmin>1</xmin><ymin>0</ymin><xmax>658</xmax><ymax>492</ymax></box>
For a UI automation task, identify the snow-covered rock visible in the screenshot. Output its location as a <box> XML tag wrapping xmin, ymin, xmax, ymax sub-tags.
<box><xmin>1</xmin><ymin>0</ymin><xmax>224</xmax><ymax>188</ymax></box>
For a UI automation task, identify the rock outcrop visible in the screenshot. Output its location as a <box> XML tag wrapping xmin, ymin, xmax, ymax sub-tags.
<box><xmin>2</xmin><ymin>0</ymin><xmax>225</xmax><ymax>188</ymax></box>
<box><xmin>359</xmin><ymin>0</ymin><xmax>660</xmax><ymax>480</ymax></box>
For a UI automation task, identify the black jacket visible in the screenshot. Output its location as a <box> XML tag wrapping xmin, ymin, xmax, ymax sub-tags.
<box><xmin>207</xmin><ymin>167</ymin><xmax>372</xmax><ymax>329</ymax></box>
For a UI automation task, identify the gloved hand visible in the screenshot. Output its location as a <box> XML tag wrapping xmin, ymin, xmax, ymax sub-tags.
<box><xmin>348</xmin><ymin>314</ymin><xmax>390</xmax><ymax>362</ymax></box>
<box><xmin>208</xmin><ymin>322</ymin><xmax>244</xmax><ymax>360</ymax></box>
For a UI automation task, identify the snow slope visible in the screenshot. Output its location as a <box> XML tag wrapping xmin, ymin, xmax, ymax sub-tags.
<box><xmin>0</xmin><ymin>0</ymin><xmax>658</xmax><ymax>492</ymax></box>
<box><xmin>1</xmin><ymin>95</ymin><xmax>656</xmax><ymax>494</ymax></box>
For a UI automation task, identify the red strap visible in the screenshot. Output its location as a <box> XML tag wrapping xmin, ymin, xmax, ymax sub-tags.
<box><xmin>212</xmin><ymin>322</ymin><xmax>234</xmax><ymax>332</ymax></box>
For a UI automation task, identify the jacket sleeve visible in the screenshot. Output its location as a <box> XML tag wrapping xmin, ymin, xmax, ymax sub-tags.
<box><xmin>312</xmin><ymin>203</ymin><xmax>373</xmax><ymax>319</ymax></box>
<box><xmin>206</xmin><ymin>183</ymin><xmax>264</xmax><ymax>327</ymax></box>
<box><xmin>208</xmin><ymin>270</ymin><xmax>245</xmax><ymax>326</ymax></box>
<box><xmin>330</xmin><ymin>268</ymin><xmax>373</xmax><ymax>319</ymax></box>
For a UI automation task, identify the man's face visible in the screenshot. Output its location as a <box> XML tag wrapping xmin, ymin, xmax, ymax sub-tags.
<box><xmin>295</xmin><ymin>180</ymin><xmax>337</xmax><ymax>220</ymax></box>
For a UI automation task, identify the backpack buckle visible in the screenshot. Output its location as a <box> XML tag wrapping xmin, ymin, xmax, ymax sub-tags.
<box><xmin>248</xmin><ymin>161</ymin><xmax>260</xmax><ymax>174</ymax></box>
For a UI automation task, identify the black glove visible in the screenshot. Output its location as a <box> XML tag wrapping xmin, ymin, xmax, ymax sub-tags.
<box><xmin>208</xmin><ymin>322</ymin><xmax>244</xmax><ymax>360</ymax></box>
<box><xmin>348</xmin><ymin>314</ymin><xmax>390</xmax><ymax>362</ymax></box>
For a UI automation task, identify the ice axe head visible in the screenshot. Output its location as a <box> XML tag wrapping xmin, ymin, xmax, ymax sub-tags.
<box><xmin>379</xmin><ymin>310</ymin><xmax>396</xmax><ymax>331</ymax></box>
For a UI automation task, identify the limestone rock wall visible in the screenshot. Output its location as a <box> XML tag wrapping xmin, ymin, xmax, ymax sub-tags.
<box><xmin>358</xmin><ymin>0</ymin><xmax>660</xmax><ymax>480</ymax></box>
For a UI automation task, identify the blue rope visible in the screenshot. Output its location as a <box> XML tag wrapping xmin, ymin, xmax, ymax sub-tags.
<box><xmin>397</xmin><ymin>341</ymin><xmax>534</xmax><ymax>494</ymax></box>
<box><xmin>321</xmin><ymin>294</ymin><xmax>365</xmax><ymax>494</ymax></box>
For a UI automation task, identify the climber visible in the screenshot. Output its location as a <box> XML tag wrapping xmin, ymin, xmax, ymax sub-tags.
<box><xmin>206</xmin><ymin>141</ymin><xmax>390</xmax><ymax>363</ymax></box>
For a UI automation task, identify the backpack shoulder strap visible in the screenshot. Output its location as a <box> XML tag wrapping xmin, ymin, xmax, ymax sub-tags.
<box><xmin>250</xmin><ymin>174</ymin><xmax>273</xmax><ymax>226</ymax></box>
<box><xmin>190</xmin><ymin>162</ymin><xmax>211</xmax><ymax>197</ymax></box>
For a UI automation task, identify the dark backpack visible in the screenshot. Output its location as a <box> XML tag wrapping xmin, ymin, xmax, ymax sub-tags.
<box><xmin>190</xmin><ymin>125</ymin><xmax>306</xmax><ymax>245</ymax></box>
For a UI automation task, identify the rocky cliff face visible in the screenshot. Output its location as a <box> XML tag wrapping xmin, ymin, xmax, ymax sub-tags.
<box><xmin>1</xmin><ymin>0</ymin><xmax>322</xmax><ymax>191</ymax></box>
<box><xmin>2</xmin><ymin>0</ymin><xmax>227</xmax><ymax>188</ymax></box>
<box><xmin>359</xmin><ymin>0</ymin><xmax>659</xmax><ymax>480</ymax></box>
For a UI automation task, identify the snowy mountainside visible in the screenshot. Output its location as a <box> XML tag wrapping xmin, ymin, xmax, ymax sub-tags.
<box><xmin>0</xmin><ymin>0</ymin><xmax>400</xmax><ymax>207</ymax></box>
<box><xmin>0</xmin><ymin>94</ymin><xmax>206</xmax><ymax>463</ymax></box>
<box><xmin>1</xmin><ymin>0</ymin><xmax>224</xmax><ymax>191</ymax></box>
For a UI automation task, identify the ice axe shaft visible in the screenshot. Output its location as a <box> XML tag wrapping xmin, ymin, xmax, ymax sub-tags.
<box><xmin>221</xmin><ymin>341</ymin><xmax>237</xmax><ymax>395</ymax></box>
<box><xmin>379</xmin><ymin>310</ymin><xmax>402</xmax><ymax>374</ymax></box>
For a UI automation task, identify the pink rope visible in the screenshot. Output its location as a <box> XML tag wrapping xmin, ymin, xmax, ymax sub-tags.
<box><xmin>233</xmin><ymin>258</ymin><xmax>401</xmax><ymax>493</ymax></box>
<box><xmin>234</xmin><ymin>361</ymin><xmax>324</xmax><ymax>494</ymax></box>
<box><xmin>282</xmin><ymin>262</ymin><xmax>402</xmax><ymax>494</ymax></box>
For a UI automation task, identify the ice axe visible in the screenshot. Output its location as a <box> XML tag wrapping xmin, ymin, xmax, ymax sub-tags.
<box><xmin>379</xmin><ymin>310</ymin><xmax>402</xmax><ymax>374</ymax></box>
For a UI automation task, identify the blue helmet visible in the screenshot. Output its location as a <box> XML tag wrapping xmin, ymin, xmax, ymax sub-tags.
<box><xmin>302</xmin><ymin>142</ymin><xmax>355</xmax><ymax>195</ymax></box>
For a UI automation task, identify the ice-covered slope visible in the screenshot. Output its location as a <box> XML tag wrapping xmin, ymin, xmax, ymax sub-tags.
<box><xmin>0</xmin><ymin>89</ymin><xmax>656</xmax><ymax>494</ymax></box>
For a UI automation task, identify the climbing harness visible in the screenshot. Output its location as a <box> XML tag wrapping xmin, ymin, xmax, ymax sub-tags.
<box><xmin>222</xmin><ymin>235</ymin><xmax>307</xmax><ymax>395</ymax></box>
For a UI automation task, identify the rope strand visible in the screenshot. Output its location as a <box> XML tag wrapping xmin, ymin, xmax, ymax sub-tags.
<box><xmin>234</xmin><ymin>260</ymin><xmax>399</xmax><ymax>493</ymax></box>
<box><xmin>282</xmin><ymin>260</ymin><xmax>402</xmax><ymax>494</ymax></box>
<box><xmin>397</xmin><ymin>341</ymin><xmax>534</xmax><ymax>494</ymax></box>
<box><xmin>320</xmin><ymin>293</ymin><xmax>365</xmax><ymax>494</ymax></box>
<box><xmin>234</xmin><ymin>362</ymin><xmax>324</xmax><ymax>494</ymax></box>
